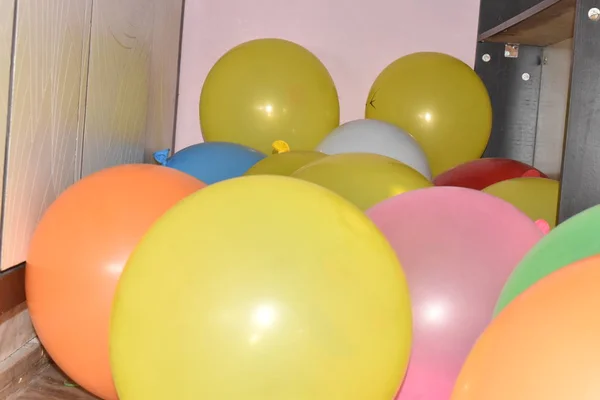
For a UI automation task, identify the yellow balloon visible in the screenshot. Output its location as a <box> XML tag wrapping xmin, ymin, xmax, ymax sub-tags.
<box><xmin>245</xmin><ymin>151</ymin><xmax>327</xmax><ymax>176</ymax></box>
<box><xmin>200</xmin><ymin>39</ymin><xmax>340</xmax><ymax>154</ymax></box>
<box><xmin>365</xmin><ymin>52</ymin><xmax>492</xmax><ymax>176</ymax></box>
<box><xmin>482</xmin><ymin>177</ymin><xmax>560</xmax><ymax>228</ymax></box>
<box><xmin>110</xmin><ymin>175</ymin><xmax>412</xmax><ymax>400</ymax></box>
<box><xmin>291</xmin><ymin>153</ymin><xmax>432</xmax><ymax>211</ymax></box>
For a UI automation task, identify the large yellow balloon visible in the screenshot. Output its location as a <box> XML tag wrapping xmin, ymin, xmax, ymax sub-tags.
<box><xmin>200</xmin><ymin>39</ymin><xmax>340</xmax><ymax>154</ymax></box>
<box><xmin>291</xmin><ymin>153</ymin><xmax>432</xmax><ymax>211</ymax></box>
<box><xmin>365</xmin><ymin>52</ymin><xmax>492</xmax><ymax>176</ymax></box>
<box><xmin>245</xmin><ymin>151</ymin><xmax>327</xmax><ymax>176</ymax></box>
<box><xmin>482</xmin><ymin>177</ymin><xmax>560</xmax><ymax>228</ymax></box>
<box><xmin>110</xmin><ymin>175</ymin><xmax>412</xmax><ymax>400</ymax></box>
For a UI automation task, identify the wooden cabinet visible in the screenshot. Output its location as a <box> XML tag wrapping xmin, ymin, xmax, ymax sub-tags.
<box><xmin>0</xmin><ymin>0</ymin><xmax>184</xmax><ymax>271</ymax></box>
<box><xmin>476</xmin><ymin>0</ymin><xmax>600</xmax><ymax>222</ymax></box>
<box><xmin>1</xmin><ymin>0</ymin><xmax>92</xmax><ymax>270</ymax></box>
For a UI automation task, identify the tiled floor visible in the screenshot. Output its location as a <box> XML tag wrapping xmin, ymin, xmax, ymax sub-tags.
<box><xmin>9</xmin><ymin>364</ymin><xmax>98</xmax><ymax>400</ymax></box>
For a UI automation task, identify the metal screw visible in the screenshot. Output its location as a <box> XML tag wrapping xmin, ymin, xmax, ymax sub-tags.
<box><xmin>589</xmin><ymin>7</ymin><xmax>600</xmax><ymax>21</ymax></box>
<box><xmin>482</xmin><ymin>54</ymin><xmax>491</xmax><ymax>62</ymax></box>
<box><xmin>522</xmin><ymin>73</ymin><xmax>531</xmax><ymax>81</ymax></box>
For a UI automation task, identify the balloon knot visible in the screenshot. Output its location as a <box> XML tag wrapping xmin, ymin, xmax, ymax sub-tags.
<box><xmin>522</xmin><ymin>169</ymin><xmax>542</xmax><ymax>178</ymax></box>
<box><xmin>153</xmin><ymin>149</ymin><xmax>171</xmax><ymax>166</ymax></box>
<box><xmin>272</xmin><ymin>140</ymin><xmax>290</xmax><ymax>154</ymax></box>
<box><xmin>535</xmin><ymin>219</ymin><xmax>551</xmax><ymax>235</ymax></box>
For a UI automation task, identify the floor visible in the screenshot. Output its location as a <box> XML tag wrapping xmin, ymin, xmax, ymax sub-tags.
<box><xmin>8</xmin><ymin>364</ymin><xmax>98</xmax><ymax>400</ymax></box>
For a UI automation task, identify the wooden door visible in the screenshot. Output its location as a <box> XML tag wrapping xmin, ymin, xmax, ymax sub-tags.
<box><xmin>0</xmin><ymin>0</ymin><xmax>184</xmax><ymax>270</ymax></box>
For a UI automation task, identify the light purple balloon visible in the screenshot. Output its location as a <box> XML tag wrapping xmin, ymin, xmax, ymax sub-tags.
<box><xmin>366</xmin><ymin>187</ymin><xmax>545</xmax><ymax>399</ymax></box>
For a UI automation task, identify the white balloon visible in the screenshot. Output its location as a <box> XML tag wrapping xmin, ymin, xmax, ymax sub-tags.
<box><xmin>316</xmin><ymin>119</ymin><xmax>432</xmax><ymax>179</ymax></box>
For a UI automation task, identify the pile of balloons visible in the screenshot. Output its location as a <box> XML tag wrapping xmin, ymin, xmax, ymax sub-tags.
<box><xmin>25</xmin><ymin>37</ymin><xmax>584</xmax><ymax>400</ymax></box>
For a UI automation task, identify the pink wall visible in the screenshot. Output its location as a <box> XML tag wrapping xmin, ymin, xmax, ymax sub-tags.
<box><xmin>175</xmin><ymin>0</ymin><xmax>481</xmax><ymax>151</ymax></box>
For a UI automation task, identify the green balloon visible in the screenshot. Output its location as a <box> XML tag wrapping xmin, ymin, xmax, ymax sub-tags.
<box><xmin>494</xmin><ymin>205</ymin><xmax>600</xmax><ymax>316</ymax></box>
<box><xmin>245</xmin><ymin>151</ymin><xmax>327</xmax><ymax>176</ymax></box>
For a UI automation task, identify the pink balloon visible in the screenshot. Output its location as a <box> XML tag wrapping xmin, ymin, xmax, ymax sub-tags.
<box><xmin>366</xmin><ymin>187</ymin><xmax>544</xmax><ymax>399</ymax></box>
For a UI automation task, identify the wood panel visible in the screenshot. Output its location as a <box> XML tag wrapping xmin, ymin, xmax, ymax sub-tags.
<box><xmin>81</xmin><ymin>0</ymin><xmax>154</xmax><ymax>176</ymax></box>
<box><xmin>0</xmin><ymin>339</ymin><xmax>48</xmax><ymax>399</ymax></box>
<box><xmin>533</xmin><ymin>39</ymin><xmax>572</xmax><ymax>179</ymax></box>
<box><xmin>83</xmin><ymin>0</ymin><xmax>183</xmax><ymax>172</ymax></box>
<box><xmin>143</xmin><ymin>0</ymin><xmax>185</xmax><ymax>162</ymax></box>
<box><xmin>475</xmin><ymin>43</ymin><xmax>543</xmax><ymax>163</ymax></box>
<box><xmin>0</xmin><ymin>266</ymin><xmax>24</xmax><ymax>318</ymax></box>
<box><xmin>0</xmin><ymin>0</ymin><xmax>183</xmax><ymax>269</ymax></box>
<box><xmin>559</xmin><ymin>0</ymin><xmax>600</xmax><ymax>221</ymax></box>
<box><xmin>0</xmin><ymin>0</ymin><xmax>93</xmax><ymax>270</ymax></box>
<box><xmin>0</xmin><ymin>0</ymin><xmax>15</xmax><ymax>229</ymax></box>
<box><xmin>8</xmin><ymin>362</ymin><xmax>97</xmax><ymax>399</ymax></box>
<box><xmin>479</xmin><ymin>0</ymin><xmax>576</xmax><ymax>47</ymax></box>
<box><xmin>478</xmin><ymin>0</ymin><xmax>552</xmax><ymax>34</ymax></box>
<box><xmin>0</xmin><ymin>307</ymin><xmax>34</xmax><ymax>364</ymax></box>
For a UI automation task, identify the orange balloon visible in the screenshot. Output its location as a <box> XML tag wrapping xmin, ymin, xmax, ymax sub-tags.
<box><xmin>452</xmin><ymin>255</ymin><xmax>600</xmax><ymax>400</ymax></box>
<box><xmin>26</xmin><ymin>164</ymin><xmax>205</xmax><ymax>400</ymax></box>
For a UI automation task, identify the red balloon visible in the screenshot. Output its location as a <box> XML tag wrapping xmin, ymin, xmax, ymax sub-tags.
<box><xmin>433</xmin><ymin>158</ymin><xmax>547</xmax><ymax>190</ymax></box>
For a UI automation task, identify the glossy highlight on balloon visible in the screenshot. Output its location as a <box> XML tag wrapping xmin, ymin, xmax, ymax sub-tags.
<box><xmin>292</xmin><ymin>153</ymin><xmax>432</xmax><ymax>211</ymax></box>
<box><xmin>26</xmin><ymin>164</ymin><xmax>206</xmax><ymax>400</ymax></box>
<box><xmin>365</xmin><ymin>52</ymin><xmax>492</xmax><ymax>176</ymax></box>
<box><xmin>366</xmin><ymin>187</ymin><xmax>543</xmax><ymax>400</ymax></box>
<box><xmin>453</xmin><ymin>255</ymin><xmax>600</xmax><ymax>400</ymax></box>
<box><xmin>110</xmin><ymin>175</ymin><xmax>412</xmax><ymax>400</ymax></box>
<box><xmin>200</xmin><ymin>38</ymin><xmax>340</xmax><ymax>154</ymax></box>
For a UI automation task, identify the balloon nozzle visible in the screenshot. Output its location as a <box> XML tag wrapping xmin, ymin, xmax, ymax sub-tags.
<box><xmin>522</xmin><ymin>169</ymin><xmax>542</xmax><ymax>178</ymax></box>
<box><xmin>272</xmin><ymin>140</ymin><xmax>290</xmax><ymax>154</ymax></box>
<box><xmin>535</xmin><ymin>219</ymin><xmax>551</xmax><ymax>235</ymax></box>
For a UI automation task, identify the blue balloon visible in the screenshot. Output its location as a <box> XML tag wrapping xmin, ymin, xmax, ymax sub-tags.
<box><xmin>154</xmin><ymin>142</ymin><xmax>266</xmax><ymax>184</ymax></box>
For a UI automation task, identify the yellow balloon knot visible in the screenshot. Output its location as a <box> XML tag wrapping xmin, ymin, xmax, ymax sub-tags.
<box><xmin>272</xmin><ymin>140</ymin><xmax>290</xmax><ymax>154</ymax></box>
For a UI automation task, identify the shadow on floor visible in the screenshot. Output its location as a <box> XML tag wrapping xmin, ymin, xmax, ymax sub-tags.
<box><xmin>9</xmin><ymin>364</ymin><xmax>98</xmax><ymax>400</ymax></box>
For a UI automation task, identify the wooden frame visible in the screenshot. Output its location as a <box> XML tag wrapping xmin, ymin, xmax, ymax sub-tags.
<box><xmin>479</xmin><ymin>0</ymin><xmax>576</xmax><ymax>46</ymax></box>
<box><xmin>558</xmin><ymin>0</ymin><xmax>600</xmax><ymax>220</ymax></box>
